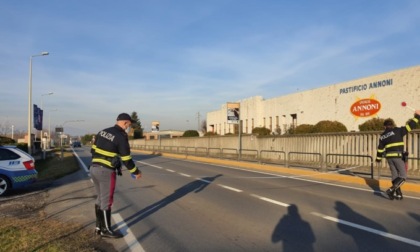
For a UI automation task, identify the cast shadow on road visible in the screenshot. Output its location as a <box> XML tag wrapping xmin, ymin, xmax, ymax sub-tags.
<box><xmin>271</xmin><ymin>204</ymin><xmax>316</xmax><ymax>252</ymax></box>
<box><xmin>334</xmin><ymin>201</ymin><xmax>390</xmax><ymax>250</ymax></box>
<box><xmin>408</xmin><ymin>212</ymin><xmax>420</xmax><ymax>234</ymax></box>
<box><xmin>118</xmin><ymin>174</ymin><xmax>223</xmax><ymax>229</ymax></box>
<box><xmin>362</xmin><ymin>177</ymin><xmax>387</xmax><ymax>198</ymax></box>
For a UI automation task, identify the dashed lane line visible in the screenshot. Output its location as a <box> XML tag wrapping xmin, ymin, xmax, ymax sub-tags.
<box><xmin>179</xmin><ymin>173</ymin><xmax>191</xmax><ymax>177</ymax></box>
<box><xmin>250</xmin><ymin>194</ymin><xmax>290</xmax><ymax>207</ymax></box>
<box><xmin>218</xmin><ymin>184</ymin><xmax>243</xmax><ymax>192</ymax></box>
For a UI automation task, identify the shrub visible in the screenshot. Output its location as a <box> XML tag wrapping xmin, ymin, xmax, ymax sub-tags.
<box><xmin>17</xmin><ymin>143</ymin><xmax>28</xmax><ymax>152</ymax></box>
<box><xmin>0</xmin><ymin>136</ymin><xmax>15</xmax><ymax>145</ymax></box>
<box><xmin>133</xmin><ymin>129</ymin><xmax>143</xmax><ymax>139</ymax></box>
<box><xmin>313</xmin><ymin>120</ymin><xmax>347</xmax><ymax>133</ymax></box>
<box><xmin>293</xmin><ymin>124</ymin><xmax>315</xmax><ymax>134</ymax></box>
<box><xmin>182</xmin><ymin>130</ymin><xmax>199</xmax><ymax>137</ymax></box>
<box><xmin>252</xmin><ymin>127</ymin><xmax>271</xmax><ymax>136</ymax></box>
<box><xmin>359</xmin><ymin>118</ymin><xmax>388</xmax><ymax>131</ymax></box>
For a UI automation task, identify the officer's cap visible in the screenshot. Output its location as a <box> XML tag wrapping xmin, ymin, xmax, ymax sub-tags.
<box><xmin>117</xmin><ymin>113</ymin><xmax>135</xmax><ymax>123</ymax></box>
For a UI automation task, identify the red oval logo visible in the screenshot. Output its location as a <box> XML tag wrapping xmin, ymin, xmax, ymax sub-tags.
<box><xmin>350</xmin><ymin>98</ymin><xmax>381</xmax><ymax>117</ymax></box>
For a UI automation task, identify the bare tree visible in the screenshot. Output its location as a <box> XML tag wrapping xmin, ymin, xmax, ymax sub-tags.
<box><xmin>0</xmin><ymin>121</ymin><xmax>12</xmax><ymax>136</ymax></box>
<box><xmin>201</xmin><ymin>119</ymin><xmax>207</xmax><ymax>132</ymax></box>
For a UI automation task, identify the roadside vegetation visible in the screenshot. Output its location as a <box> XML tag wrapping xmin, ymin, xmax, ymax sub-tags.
<box><xmin>0</xmin><ymin>150</ymin><xmax>114</xmax><ymax>252</ymax></box>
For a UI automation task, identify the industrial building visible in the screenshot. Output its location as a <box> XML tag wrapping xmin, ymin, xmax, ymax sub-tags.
<box><xmin>207</xmin><ymin>65</ymin><xmax>420</xmax><ymax>135</ymax></box>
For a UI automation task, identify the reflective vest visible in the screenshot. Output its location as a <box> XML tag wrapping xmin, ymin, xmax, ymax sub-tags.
<box><xmin>91</xmin><ymin>125</ymin><xmax>140</xmax><ymax>175</ymax></box>
<box><xmin>376</xmin><ymin>114</ymin><xmax>419</xmax><ymax>161</ymax></box>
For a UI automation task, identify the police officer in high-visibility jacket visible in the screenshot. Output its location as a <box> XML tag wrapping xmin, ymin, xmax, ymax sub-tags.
<box><xmin>90</xmin><ymin>113</ymin><xmax>142</xmax><ymax>238</ymax></box>
<box><xmin>376</xmin><ymin>110</ymin><xmax>420</xmax><ymax>200</ymax></box>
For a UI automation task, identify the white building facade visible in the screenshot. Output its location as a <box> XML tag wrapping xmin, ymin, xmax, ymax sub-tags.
<box><xmin>207</xmin><ymin>65</ymin><xmax>420</xmax><ymax>135</ymax></box>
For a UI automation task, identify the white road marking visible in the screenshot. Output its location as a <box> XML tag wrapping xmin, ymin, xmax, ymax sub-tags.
<box><xmin>179</xmin><ymin>173</ymin><xmax>191</xmax><ymax>177</ymax></box>
<box><xmin>136</xmin><ymin>160</ymin><xmax>163</xmax><ymax>169</ymax></box>
<box><xmin>72</xmin><ymin>150</ymin><xmax>90</xmax><ymax>173</ymax></box>
<box><xmin>166</xmin><ymin>169</ymin><xmax>175</xmax><ymax>172</ymax></box>
<box><xmin>311</xmin><ymin>212</ymin><xmax>420</xmax><ymax>247</ymax></box>
<box><xmin>197</xmin><ymin>178</ymin><xmax>211</xmax><ymax>183</ymax></box>
<box><xmin>113</xmin><ymin>213</ymin><xmax>146</xmax><ymax>252</ymax></box>
<box><xmin>250</xmin><ymin>194</ymin><xmax>290</xmax><ymax>207</ymax></box>
<box><xmin>218</xmin><ymin>184</ymin><xmax>243</xmax><ymax>192</ymax></box>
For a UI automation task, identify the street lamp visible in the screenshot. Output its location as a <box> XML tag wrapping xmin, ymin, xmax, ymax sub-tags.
<box><xmin>48</xmin><ymin>109</ymin><xmax>58</xmax><ymax>149</ymax></box>
<box><xmin>27</xmin><ymin>51</ymin><xmax>49</xmax><ymax>155</ymax></box>
<box><xmin>40</xmin><ymin>92</ymin><xmax>54</xmax><ymax>150</ymax></box>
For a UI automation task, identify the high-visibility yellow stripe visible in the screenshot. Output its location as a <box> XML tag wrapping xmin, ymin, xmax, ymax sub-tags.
<box><xmin>92</xmin><ymin>158</ymin><xmax>112</xmax><ymax>167</ymax></box>
<box><xmin>129</xmin><ymin>167</ymin><xmax>137</xmax><ymax>173</ymax></box>
<box><xmin>385</xmin><ymin>142</ymin><xmax>404</xmax><ymax>149</ymax></box>
<box><xmin>377</xmin><ymin>149</ymin><xmax>385</xmax><ymax>153</ymax></box>
<box><xmin>413</xmin><ymin>117</ymin><xmax>419</xmax><ymax>123</ymax></box>
<box><xmin>121</xmin><ymin>155</ymin><xmax>132</xmax><ymax>161</ymax></box>
<box><xmin>386</xmin><ymin>153</ymin><xmax>402</xmax><ymax>157</ymax></box>
<box><xmin>406</xmin><ymin>125</ymin><xmax>412</xmax><ymax>132</ymax></box>
<box><xmin>94</xmin><ymin>147</ymin><xmax>117</xmax><ymax>157</ymax></box>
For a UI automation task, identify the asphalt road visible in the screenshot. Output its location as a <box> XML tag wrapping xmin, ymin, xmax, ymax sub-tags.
<box><xmin>74</xmin><ymin>147</ymin><xmax>420</xmax><ymax>252</ymax></box>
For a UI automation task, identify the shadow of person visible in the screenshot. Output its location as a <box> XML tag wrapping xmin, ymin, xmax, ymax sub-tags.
<box><xmin>271</xmin><ymin>204</ymin><xmax>316</xmax><ymax>252</ymax></box>
<box><xmin>122</xmin><ymin>174</ymin><xmax>223</xmax><ymax>228</ymax></box>
<box><xmin>362</xmin><ymin>177</ymin><xmax>386</xmax><ymax>198</ymax></box>
<box><xmin>408</xmin><ymin>212</ymin><xmax>420</xmax><ymax>234</ymax></box>
<box><xmin>334</xmin><ymin>201</ymin><xmax>389</xmax><ymax>250</ymax></box>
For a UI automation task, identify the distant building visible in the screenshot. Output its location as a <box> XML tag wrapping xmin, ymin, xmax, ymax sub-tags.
<box><xmin>207</xmin><ymin>65</ymin><xmax>420</xmax><ymax>135</ymax></box>
<box><xmin>143</xmin><ymin>130</ymin><xmax>184</xmax><ymax>140</ymax></box>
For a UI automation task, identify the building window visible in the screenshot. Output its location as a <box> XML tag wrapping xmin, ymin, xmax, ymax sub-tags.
<box><xmin>291</xmin><ymin>113</ymin><xmax>297</xmax><ymax>127</ymax></box>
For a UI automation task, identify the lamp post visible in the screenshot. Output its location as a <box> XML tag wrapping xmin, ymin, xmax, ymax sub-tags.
<box><xmin>40</xmin><ymin>92</ymin><xmax>54</xmax><ymax>150</ymax></box>
<box><xmin>48</xmin><ymin>109</ymin><xmax>58</xmax><ymax>149</ymax></box>
<box><xmin>11</xmin><ymin>125</ymin><xmax>14</xmax><ymax>140</ymax></box>
<box><xmin>27</xmin><ymin>51</ymin><xmax>49</xmax><ymax>155</ymax></box>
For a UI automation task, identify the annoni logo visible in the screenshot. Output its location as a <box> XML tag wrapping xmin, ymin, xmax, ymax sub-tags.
<box><xmin>350</xmin><ymin>98</ymin><xmax>381</xmax><ymax>117</ymax></box>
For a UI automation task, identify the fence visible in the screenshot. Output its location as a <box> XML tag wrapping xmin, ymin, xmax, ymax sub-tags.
<box><xmin>130</xmin><ymin>130</ymin><xmax>420</xmax><ymax>180</ymax></box>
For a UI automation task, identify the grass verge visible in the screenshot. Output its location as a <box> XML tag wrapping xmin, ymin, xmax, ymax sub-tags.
<box><xmin>0</xmin><ymin>150</ymin><xmax>115</xmax><ymax>252</ymax></box>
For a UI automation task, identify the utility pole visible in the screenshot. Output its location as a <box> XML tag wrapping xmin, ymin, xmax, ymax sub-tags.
<box><xmin>196</xmin><ymin>112</ymin><xmax>201</xmax><ymax>131</ymax></box>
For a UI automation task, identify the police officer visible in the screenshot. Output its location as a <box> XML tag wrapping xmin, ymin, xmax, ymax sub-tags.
<box><xmin>90</xmin><ymin>113</ymin><xmax>142</xmax><ymax>238</ymax></box>
<box><xmin>376</xmin><ymin>110</ymin><xmax>420</xmax><ymax>200</ymax></box>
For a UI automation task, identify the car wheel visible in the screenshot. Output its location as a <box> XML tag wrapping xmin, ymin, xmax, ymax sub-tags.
<box><xmin>0</xmin><ymin>175</ymin><xmax>11</xmax><ymax>196</ymax></box>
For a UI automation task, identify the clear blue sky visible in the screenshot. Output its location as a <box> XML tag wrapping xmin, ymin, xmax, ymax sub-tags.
<box><xmin>1</xmin><ymin>0</ymin><xmax>419</xmax><ymax>136</ymax></box>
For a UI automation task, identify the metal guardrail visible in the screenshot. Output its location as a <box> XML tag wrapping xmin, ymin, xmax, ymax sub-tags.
<box><xmin>326</xmin><ymin>154</ymin><xmax>374</xmax><ymax>179</ymax></box>
<box><xmin>131</xmin><ymin>145</ymin><xmax>379</xmax><ymax>179</ymax></box>
<box><xmin>288</xmin><ymin>152</ymin><xmax>323</xmax><ymax>170</ymax></box>
<box><xmin>259</xmin><ymin>150</ymin><xmax>286</xmax><ymax>166</ymax></box>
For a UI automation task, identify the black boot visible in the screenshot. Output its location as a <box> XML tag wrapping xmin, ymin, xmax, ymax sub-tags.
<box><xmin>95</xmin><ymin>205</ymin><xmax>101</xmax><ymax>235</ymax></box>
<box><xmin>395</xmin><ymin>188</ymin><xmax>403</xmax><ymax>200</ymax></box>
<box><xmin>100</xmin><ymin>209</ymin><xmax>123</xmax><ymax>239</ymax></box>
<box><xmin>386</xmin><ymin>188</ymin><xmax>395</xmax><ymax>200</ymax></box>
<box><xmin>388</xmin><ymin>177</ymin><xmax>405</xmax><ymax>200</ymax></box>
